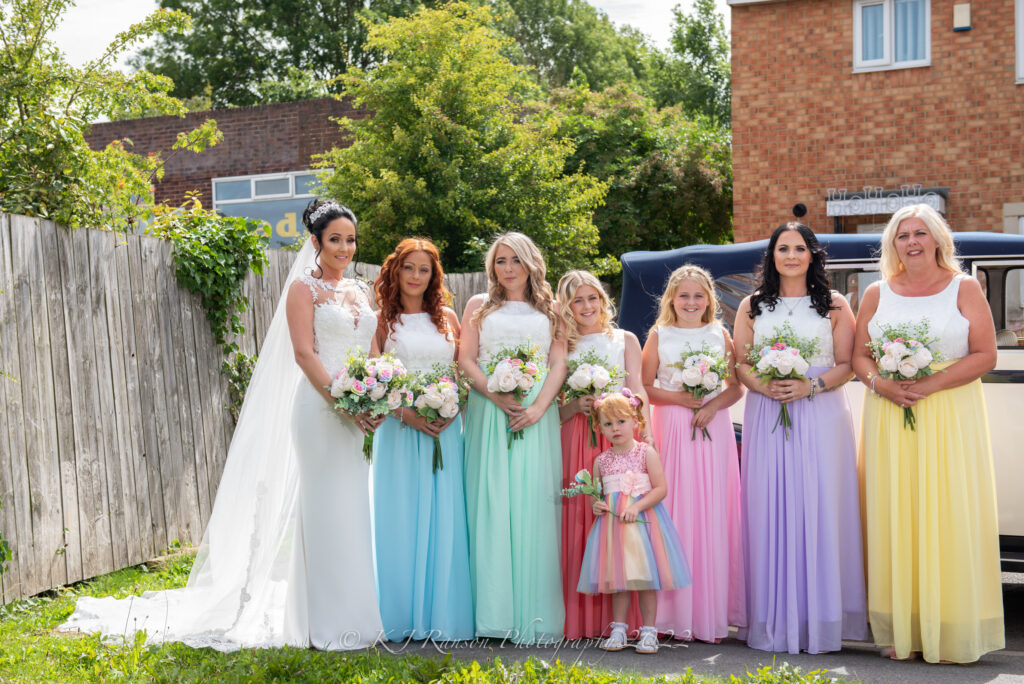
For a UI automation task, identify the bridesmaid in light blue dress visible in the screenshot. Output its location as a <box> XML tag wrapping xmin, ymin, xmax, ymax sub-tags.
<box><xmin>458</xmin><ymin>232</ymin><xmax>567</xmax><ymax>645</ymax></box>
<box><xmin>371</xmin><ymin>238</ymin><xmax>473</xmax><ymax>642</ymax></box>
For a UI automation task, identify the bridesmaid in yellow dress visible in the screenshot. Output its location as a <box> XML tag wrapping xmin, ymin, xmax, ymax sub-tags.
<box><xmin>852</xmin><ymin>204</ymin><xmax>1004</xmax><ymax>663</ymax></box>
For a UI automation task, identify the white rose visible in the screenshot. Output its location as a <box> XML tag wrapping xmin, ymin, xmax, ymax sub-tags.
<box><xmin>330</xmin><ymin>379</ymin><xmax>345</xmax><ymax>398</ymax></box>
<box><xmin>793</xmin><ymin>357</ymin><xmax>810</xmax><ymax>376</ymax></box>
<box><xmin>774</xmin><ymin>355</ymin><xmax>796</xmax><ymax>376</ymax></box>
<box><xmin>702</xmin><ymin>371</ymin><xmax>720</xmax><ymax>392</ymax></box>
<box><xmin>879</xmin><ymin>353</ymin><xmax>899</xmax><ymax>373</ymax></box>
<box><xmin>387</xmin><ymin>391</ymin><xmax>403</xmax><ymax>411</ymax></box>
<box><xmin>517</xmin><ymin>374</ymin><xmax>534</xmax><ymax>391</ymax></box>
<box><xmin>898</xmin><ymin>359</ymin><xmax>919</xmax><ymax>378</ymax></box>
<box><xmin>755</xmin><ymin>356</ymin><xmax>772</xmax><ymax>373</ymax></box>
<box><xmin>439</xmin><ymin>400</ymin><xmax>459</xmax><ymax>419</ymax></box>
<box><xmin>567</xmin><ymin>368</ymin><xmax>590</xmax><ymax>391</ymax></box>
<box><xmin>591</xmin><ymin>367</ymin><xmax>612</xmax><ymax>389</ymax></box>
<box><xmin>369</xmin><ymin>383</ymin><xmax>387</xmax><ymax>401</ymax></box>
<box><xmin>498</xmin><ymin>372</ymin><xmax>518</xmax><ymax>393</ymax></box>
<box><xmin>887</xmin><ymin>342</ymin><xmax>908</xmax><ymax>359</ymax></box>
<box><xmin>422</xmin><ymin>388</ymin><xmax>443</xmax><ymax>409</ymax></box>
<box><xmin>414</xmin><ymin>394</ymin><xmax>429</xmax><ymax>410</ymax></box>
<box><xmin>911</xmin><ymin>347</ymin><xmax>932</xmax><ymax>368</ymax></box>
<box><xmin>681</xmin><ymin>365</ymin><xmax>703</xmax><ymax>387</ymax></box>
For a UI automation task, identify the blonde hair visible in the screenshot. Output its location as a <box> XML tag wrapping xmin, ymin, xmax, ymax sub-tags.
<box><xmin>556</xmin><ymin>270</ymin><xmax>616</xmax><ymax>353</ymax></box>
<box><xmin>471</xmin><ymin>232</ymin><xmax>558</xmax><ymax>335</ymax></box>
<box><xmin>879</xmin><ymin>204</ymin><xmax>962</xmax><ymax>279</ymax></box>
<box><xmin>593</xmin><ymin>392</ymin><xmax>647</xmax><ymax>436</ymax></box>
<box><xmin>650</xmin><ymin>264</ymin><xmax>718</xmax><ymax>337</ymax></box>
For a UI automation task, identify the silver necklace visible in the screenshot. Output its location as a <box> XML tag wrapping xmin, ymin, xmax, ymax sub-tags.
<box><xmin>780</xmin><ymin>295</ymin><xmax>807</xmax><ymax>316</ymax></box>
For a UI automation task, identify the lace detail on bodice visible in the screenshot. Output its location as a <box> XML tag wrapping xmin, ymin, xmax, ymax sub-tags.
<box><xmin>477</xmin><ymin>300</ymin><xmax>553</xmax><ymax>363</ymax></box>
<box><xmin>570</xmin><ymin>329</ymin><xmax>626</xmax><ymax>391</ymax></box>
<box><xmin>656</xmin><ymin>324</ymin><xmax>726</xmax><ymax>391</ymax></box>
<box><xmin>869</xmin><ymin>275</ymin><xmax>970</xmax><ymax>361</ymax></box>
<box><xmin>383</xmin><ymin>313</ymin><xmax>456</xmax><ymax>374</ymax></box>
<box><xmin>596</xmin><ymin>441</ymin><xmax>649</xmax><ymax>477</ymax></box>
<box><xmin>753</xmin><ymin>296</ymin><xmax>835</xmax><ymax>367</ymax></box>
<box><xmin>299</xmin><ymin>275</ymin><xmax>376</xmax><ymax>376</ymax></box>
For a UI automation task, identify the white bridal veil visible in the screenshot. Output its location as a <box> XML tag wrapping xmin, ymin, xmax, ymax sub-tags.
<box><xmin>61</xmin><ymin>238</ymin><xmax>321</xmax><ymax>650</ymax></box>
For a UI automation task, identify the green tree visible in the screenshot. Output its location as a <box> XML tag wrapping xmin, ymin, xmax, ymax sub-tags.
<box><xmin>0</xmin><ymin>0</ymin><xmax>221</xmax><ymax>229</ymax></box>
<box><xmin>645</xmin><ymin>0</ymin><xmax>730</xmax><ymax>124</ymax></box>
<box><xmin>318</xmin><ymin>2</ymin><xmax>607</xmax><ymax>275</ymax></box>
<box><xmin>131</xmin><ymin>0</ymin><xmax>434</xmax><ymax>108</ymax></box>
<box><xmin>548</xmin><ymin>82</ymin><xmax>732</xmax><ymax>272</ymax></box>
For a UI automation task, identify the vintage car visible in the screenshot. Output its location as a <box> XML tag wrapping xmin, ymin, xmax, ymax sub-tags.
<box><xmin>619</xmin><ymin>232</ymin><xmax>1024</xmax><ymax>570</ymax></box>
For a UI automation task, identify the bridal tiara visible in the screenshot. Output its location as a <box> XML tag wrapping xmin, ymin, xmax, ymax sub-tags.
<box><xmin>309</xmin><ymin>201</ymin><xmax>343</xmax><ymax>226</ymax></box>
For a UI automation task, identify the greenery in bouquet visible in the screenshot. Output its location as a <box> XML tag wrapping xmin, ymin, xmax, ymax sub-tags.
<box><xmin>330</xmin><ymin>351</ymin><xmax>414</xmax><ymax>462</ymax></box>
<box><xmin>667</xmin><ymin>342</ymin><xmax>729</xmax><ymax>441</ymax></box>
<box><xmin>746</xmin><ymin>322</ymin><xmax>819</xmax><ymax>440</ymax></box>
<box><xmin>561</xmin><ymin>469</ymin><xmax>649</xmax><ymax>524</ymax></box>
<box><xmin>409</xmin><ymin>362</ymin><xmax>470</xmax><ymax>473</ymax></box>
<box><xmin>562</xmin><ymin>349</ymin><xmax>624</xmax><ymax>447</ymax></box>
<box><xmin>483</xmin><ymin>343</ymin><xmax>546</xmax><ymax>447</ymax></box>
<box><xmin>867</xmin><ymin>320</ymin><xmax>943</xmax><ymax>430</ymax></box>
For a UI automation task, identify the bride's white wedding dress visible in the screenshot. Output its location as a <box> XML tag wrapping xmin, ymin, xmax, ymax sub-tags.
<box><xmin>60</xmin><ymin>239</ymin><xmax>383</xmax><ymax>651</ymax></box>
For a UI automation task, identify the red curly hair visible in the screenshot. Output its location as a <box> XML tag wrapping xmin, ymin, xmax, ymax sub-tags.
<box><xmin>374</xmin><ymin>238</ymin><xmax>454</xmax><ymax>346</ymax></box>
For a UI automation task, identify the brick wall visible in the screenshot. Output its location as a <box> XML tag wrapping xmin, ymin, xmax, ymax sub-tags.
<box><xmin>731</xmin><ymin>0</ymin><xmax>1024</xmax><ymax>242</ymax></box>
<box><xmin>85</xmin><ymin>98</ymin><xmax>364</xmax><ymax>208</ymax></box>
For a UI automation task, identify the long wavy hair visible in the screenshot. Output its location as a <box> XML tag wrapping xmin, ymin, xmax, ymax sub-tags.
<box><xmin>557</xmin><ymin>270</ymin><xmax>616</xmax><ymax>353</ymax></box>
<box><xmin>748</xmin><ymin>222</ymin><xmax>835</xmax><ymax>319</ymax></box>
<box><xmin>879</xmin><ymin>204</ymin><xmax>962</xmax><ymax>279</ymax></box>
<box><xmin>471</xmin><ymin>232</ymin><xmax>558</xmax><ymax>336</ymax></box>
<box><xmin>650</xmin><ymin>264</ymin><xmax>718</xmax><ymax>337</ymax></box>
<box><xmin>374</xmin><ymin>238</ymin><xmax>454</xmax><ymax>344</ymax></box>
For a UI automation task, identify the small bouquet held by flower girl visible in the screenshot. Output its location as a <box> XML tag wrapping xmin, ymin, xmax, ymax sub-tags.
<box><xmin>561</xmin><ymin>469</ymin><xmax>649</xmax><ymax>524</ymax></box>
<box><xmin>563</xmin><ymin>350</ymin><xmax>623</xmax><ymax>446</ymax></box>
<box><xmin>867</xmin><ymin>320</ymin><xmax>942</xmax><ymax>431</ymax></box>
<box><xmin>331</xmin><ymin>351</ymin><xmax>413</xmax><ymax>462</ymax></box>
<box><xmin>410</xmin><ymin>362</ymin><xmax>469</xmax><ymax>473</ymax></box>
<box><xmin>747</xmin><ymin>322</ymin><xmax>818</xmax><ymax>440</ymax></box>
<box><xmin>484</xmin><ymin>343</ymin><xmax>545</xmax><ymax>447</ymax></box>
<box><xmin>667</xmin><ymin>344</ymin><xmax>729</xmax><ymax>441</ymax></box>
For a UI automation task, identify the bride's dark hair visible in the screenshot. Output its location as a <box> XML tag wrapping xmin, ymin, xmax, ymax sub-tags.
<box><xmin>301</xmin><ymin>199</ymin><xmax>358</xmax><ymax>275</ymax></box>
<box><xmin>748</xmin><ymin>222</ymin><xmax>835</xmax><ymax>319</ymax></box>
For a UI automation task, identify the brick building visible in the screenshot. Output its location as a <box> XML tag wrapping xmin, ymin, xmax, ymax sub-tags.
<box><xmin>86</xmin><ymin>98</ymin><xmax>363</xmax><ymax>247</ymax></box>
<box><xmin>728</xmin><ymin>0</ymin><xmax>1024</xmax><ymax>242</ymax></box>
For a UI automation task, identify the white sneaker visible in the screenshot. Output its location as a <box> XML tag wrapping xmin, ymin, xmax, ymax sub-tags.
<box><xmin>635</xmin><ymin>626</ymin><xmax>659</xmax><ymax>654</ymax></box>
<box><xmin>600</xmin><ymin>622</ymin><xmax>628</xmax><ymax>651</ymax></box>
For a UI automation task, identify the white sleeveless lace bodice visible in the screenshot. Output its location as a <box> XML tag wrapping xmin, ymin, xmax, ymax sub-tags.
<box><xmin>477</xmin><ymin>300</ymin><xmax>553</xmax><ymax>363</ymax></box>
<box><xmin>383</xmin><ymin>312</ymin><xmax>456</xmax><ymax>373</ymax></box>
<box><xmin>869</xmin><ymin>275</ymin><xmax>970</xmax><ymax>361</ymax></box>
<box><xmin>752</xmin><ymin>296</ymin><xmax>835</xmax><ymax>367</ymax></box>
<box><xmin>570</xmin><ymin>329</ymin><xmax>627</xmax><ymax>391</ymax></box>
<box><xmin>300</xmin><ymin>275</ymin><xmax>376</xmax><ymax>376</ymax></box>
<box><xmin>656</xmin><ymin>323</ymin><xmax>726</xmax><ymax>391</ymax></box>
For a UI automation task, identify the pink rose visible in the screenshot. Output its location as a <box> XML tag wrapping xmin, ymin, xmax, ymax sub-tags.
<box><xmin>350</xmin><ymin>380</ymin><xmax>366</xmax><ymax>396</ymax></box>
<box><xmin>364</xmin><ymin>376</ymin><xmax>377</xmax><ymax>389</ymax></box>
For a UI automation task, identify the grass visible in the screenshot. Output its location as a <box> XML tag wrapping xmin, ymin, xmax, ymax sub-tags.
<box><xmin>0</xmin><ymin>550</ymin><xmax>841</xmax><ymax>683</ymax></box>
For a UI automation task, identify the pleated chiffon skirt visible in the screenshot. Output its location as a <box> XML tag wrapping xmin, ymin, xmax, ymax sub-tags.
<box><xmin>372</xmin><ymin>415</ymin><xmax>474</xmax><ymax>642</ymax></box>
<box><xmin>463</xmin><ymin>383</ymin><xmax>564</xmax><ymax>644</ymax></box>
<box><xmin>740</xmin><ymin>368</ymin><xmax>868</xmax><ymax>654</ymax></box>
<box><xmin>652</xmin><ymin>403</ymin><xmax>746</xmax><ymax>643</ymax></box>
<box><xmin>859</xmin><ymin>372</ymin><xmax>1004</xmax><ymax>663</ymax></box>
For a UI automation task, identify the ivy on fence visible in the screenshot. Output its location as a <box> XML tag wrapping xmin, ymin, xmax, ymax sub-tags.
<box><xmin>151</xmin><ymin>195</ymin><xmax>268</xmax><ymax>420</ymax></box>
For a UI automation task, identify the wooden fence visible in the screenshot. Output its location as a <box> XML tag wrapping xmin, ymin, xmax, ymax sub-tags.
<box><xmin>0</xmin><ymin>215</ymin><xmax>486</xmax><ymax>603</ymax></box>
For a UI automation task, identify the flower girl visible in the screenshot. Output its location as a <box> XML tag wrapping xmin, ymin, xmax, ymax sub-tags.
<box><xmin>578</xmin><ymin>391</ymin><xmax>691</xmax><ymax>654</ymax></box>
<box><xmin>641</xmin><ymin>265</ymin><xmax>746</xmax><ymax>643</ymax></box>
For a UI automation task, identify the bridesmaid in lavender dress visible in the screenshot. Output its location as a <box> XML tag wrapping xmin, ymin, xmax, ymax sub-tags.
<box><xmin>732</xmin><ymin>222</ymin><xmax>868</xmax><ymax>654</ymax></box>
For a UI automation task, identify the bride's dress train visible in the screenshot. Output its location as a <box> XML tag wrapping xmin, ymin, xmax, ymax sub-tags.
<box><xmin>60</xmin><ymin>239</ymin><xmax>383</xmax><ymax>650</ymax></box>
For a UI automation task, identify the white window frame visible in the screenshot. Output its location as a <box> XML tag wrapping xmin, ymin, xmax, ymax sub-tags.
<box><xmin>212</xmin><ymin>170</ymin><xmax>323</xmax><ymax>207</ymax></box>
<box><xmin>853</xmin><ymin>0</ymin><xmax>931</xmax><ymax>73</ymax></box>
<box><xmin>1017</xmin><ymin>0</ymin><xmax>1024</xmax><ymax>83</ymax></box>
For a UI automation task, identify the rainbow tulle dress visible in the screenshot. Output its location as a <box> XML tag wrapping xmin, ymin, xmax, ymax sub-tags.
<box><xmin>577</xmin><ymin>442</ymin><xmax>692</xmax><ymax>594</ymax></box>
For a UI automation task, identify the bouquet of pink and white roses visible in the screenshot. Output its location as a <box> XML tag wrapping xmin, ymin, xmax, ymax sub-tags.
<box><xmin>867</xmin><ymin>320</ymin><xmax>942</xmax><ymax>431</ymax></box>
<box><xmin>410</xmin><ymin>362</ymin><xmax>470</xmax><ymax>473</ymax></box>
<box><xmin>331</xmin><ymin>351</ymin><xmax>413</xmax><ymax>462</ymax></box>
<box><xmin>484</xmin><ymin>343</ymin><xmax>545</xmax><ymax>447</ymax></box>
<box><xmin>668</xmin><ymin>343</ymin><xmax>729</xmax><ymax>441</ymax></box>
<box><xmin>562</xmin><ymin>349</ymin><xmax>623</xmax><ymax>446</ymax></box>
<box><xmin>747</xmin><ymin>322</ymin><xmax>819</xmax><ymax>440</ymax></box>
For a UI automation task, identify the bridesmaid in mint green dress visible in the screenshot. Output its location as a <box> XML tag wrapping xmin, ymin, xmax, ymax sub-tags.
<box><xmin>458</xmin><ymin>232</ymin><xmax>567</xmax><ymax>644</ymax></box>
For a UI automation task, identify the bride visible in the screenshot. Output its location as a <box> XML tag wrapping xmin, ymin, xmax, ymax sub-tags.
<box><xmin>61</xmin><ymin>200</ymin><xmax>384</xmax><ymax>650</ymax></box>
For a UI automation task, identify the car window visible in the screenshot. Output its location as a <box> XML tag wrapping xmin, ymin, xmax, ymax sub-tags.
<box><xmin>828</xmin><ymin>266</ymin><xmax>882</xmax><ymax>317</ymax></box>
<box><xmin>1002</xmin><ymin>267</ymin><xmax>1024</xmax><ymax>348</ymax></box>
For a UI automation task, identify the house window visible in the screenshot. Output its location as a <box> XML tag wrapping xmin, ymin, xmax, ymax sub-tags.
<box><xmin>212</xmin><ymin>171</ymin><xmax>325</xmax><ymax>247</ymax></box>
<box><xmin>1017</xmin><ymin>0</ymin><xmax>1024</xmax><ymax>83</ymax></box>
<box><xmin>853</xmin><ymin>0</ymin><xmax>930</xmax><ymax>72</ymax></box>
